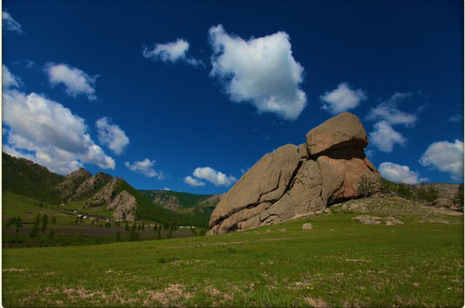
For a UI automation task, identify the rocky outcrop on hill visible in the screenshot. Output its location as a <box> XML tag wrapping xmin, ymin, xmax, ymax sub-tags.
<box><xmin>208</xmin><ymin>112</ymin><xmax>381</xmax><ymax>235</ymax></box>
<box><xmin>69</xmin><ymin>172</ymin><xmax>112</xmax><ymax>201</ymax></box>
<box><xmin>412</xmin><ymin>183</ymin><xmax>461</xmax><ymax>201</ymax></box>
<box><xmin>109</xmin><ymin>190</ymin><xmax>138</xmax><ymax>221</ymax></box>
<box><xmin>199</xmin><ymin>194</ymin><xmax>223</xmax><ymax>207</ymax></box>
<box><xmin>87</xmin><ymin>178</ymin><xmax>138</xmax><ymax>221</ymax></box>
<box><xmin>152</xmin><ymin>194</ymin><xmax>181</xmax><ymax>211</ymax></box>
<box><xmin>56</xmin><ymin>168</ymin><xmax>91</xmax><ymax>200</ymax></box>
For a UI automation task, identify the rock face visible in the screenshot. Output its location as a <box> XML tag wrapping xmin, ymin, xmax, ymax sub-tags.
<box><xmin>109</xmin><ymin>190</ymin><xmax>138</xmax><ymax>221</ymax></box>
<box><xmin>152</xmin><ymin>194</ymin><xmax>180</xmax><ymax>211</ymax></box>
<box><xmin>306</xmin><ymin>112</ymin><xmax>368</xmax><ymax>156</ymax></box>
<box><xmin>56</xmin><ymin>168</ymin><xmax>91</xmax><ymax>200</ymax></box>
<box><xmin>208</xmin><ymin>112</ymin><xmax>381</xmax><ymax>235</ymax></box>
<box><xmin>87</xmin><ymin>178</ymin><xmax>138</xmax><ymax>221</ymax></box>
<box><xmin>70</xmin><ymin>172</ymin><xmax>112</xmax><ymax>201</ymax></box>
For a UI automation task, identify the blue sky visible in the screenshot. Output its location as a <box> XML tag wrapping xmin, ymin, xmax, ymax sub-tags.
<box><xmin>2</xmin><ymin>0</ymin><xmax>463</xmax><ymax>193</ymax></box>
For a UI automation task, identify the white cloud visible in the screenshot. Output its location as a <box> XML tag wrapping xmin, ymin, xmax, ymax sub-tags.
<box><xmin>3</xmin><ymin>11</ymin><xmax>23</xmax><ymax>34</ymax></box>
<box><xmin>366</xmin><ymin>92</ymin><xmax>417</xmax><ymax>126</ymax></box>
<box><xmin>369</xmin><ymin>121</ymin><xmax>406</xmax><ymax>153</ymax></box>
<box><xmin>162</xmin><ymin>187</ymin><xmax>170</xmax><ymax>191</ymax></box>
<box><xmin>184</xmin><ymin>176</ymin><xmax>205</xmax><ymax>187</ymax></box>
<box><xmin>320</xmin><ymin>82</ymin><xmax>366</xmax><ymax>114</ymax></box>
<box><xmin>2</xmin><ymin>79</ymin><xmax>115</xmax><ymax>174</ymax></box>
<box><xmin>2</xmin><ymin>65</ymin><xmax>22</xmax><ymax>89</ymax></box>
<box><xmin>419</xmin><ymin>140</ymin><xmax>464</xmax><ymax>181</ymax></box>
<box><xmin>142</xmin><ymin>38</ymin><xmax>202</xmax><ymax>66</ymax></box>
<box><xmin>96</xmin><ymin>117</ymin><xmax>129</xmax><ymax>155</ymax></box>
<box><xmin>45</xmin><ymin>63</ymin><xmax>97</xmax><ymax>100</ymax></box>
<box><xmin>209</xmin><ymin>25</ymin><xmax>306</xmax><ymax>120</ymax></box>
<box><xmin>379</xmin><ymin>162</ymin><xmax>428</xmax><ymax>184</ymax></box>
<box><xmin>125</xmin><ymin>159</ymin><xmax>164</xmax><ymax>179</ymax></box>
<box><xmin>449</xmin><ymin>114</ymin><xmax>463</xmax><ymax>123</ymax></box>
<box><xmin>365</xmin><ymin>149</ymin><xmax>374</xmax><ymax>160</ymax></box>
<box><xmin>366</xmin><ymin>92</ymin><xmax>419</xmax><ymax>153</ymax></box>
<box><xmin>192</xmin><ymin>166</ymin><xmax>237</xmax><ymax>187</ymax></box>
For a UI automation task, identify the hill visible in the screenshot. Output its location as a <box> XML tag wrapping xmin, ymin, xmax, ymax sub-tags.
<box><xmin>2</xmin><ymin>152</ymin><xmax>64</xmax><ymax>204</ymax></box>
<box><xmin>139</xmin><ymin>190</ymin><xmax>221</xmax><ymax>224</ymax></box>
<box><xmin>3</xmin><ymin>195</ymin><xmax>462</xmax><ymax>307</ymax></box>
<box><xmin>2</xmin><ymin>153</ymin><xmax>216</xmax><ymax>227</ymax></box>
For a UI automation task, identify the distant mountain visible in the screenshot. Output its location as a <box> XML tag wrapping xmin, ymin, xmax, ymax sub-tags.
<box><xmin>2</xmin><ymin>152</ymin><xmax>218</xmax><ymax>227</ymax></box>
<box><xmin>139</xmin><ymin>190</ymin><xmax>223</xmax><ymax>226</ymax></box>
<box><xmin>140</xmin><ymin>190</ymin><xmax>222</xmax><ymax>211</ymax></box>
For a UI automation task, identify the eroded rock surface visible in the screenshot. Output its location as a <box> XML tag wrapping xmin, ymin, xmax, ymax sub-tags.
<box><xmin>306</xmin><ymin>112</ymin><xmax>368</xmax><ymax>156</ymax></box>
<box><xmin>70</xmin><ymin>172</ymin><xmax>112</xmax><ymax>201</ymax></box>
<box><xmin>56</xmin><ymin>168</ymin><xmax>91</xmax><ymax>200</ymax></box>
<box><xmin>208</xmin><ymin>112</ymin><xmax>381</xmax><ymax>235</ymax></box>
<box><xmin>209</xmin><ymin>144</ymin><xmax>301</xmax><ymax>227</ymax></box>
<box><xmin>109</xmin><ymin>190</ymin><xmax>138</xmax><ymax>221</ymax></box>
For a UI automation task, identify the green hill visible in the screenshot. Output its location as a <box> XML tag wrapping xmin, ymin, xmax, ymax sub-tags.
<box><xmin>2</xmin><ymin>153</ymin><xmax>217</xmax><ymax>227</ymax></box>
<box><xmin>2</xmin><ymin>152</ymin><xmax>64</xmax><ymax>204</ymax></box>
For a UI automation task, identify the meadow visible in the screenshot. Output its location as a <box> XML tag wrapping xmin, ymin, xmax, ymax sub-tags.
<box><xmin>2</xmin><ymin>192</ymin><xmax>202</xmax><ymax>248</ymax></box>
<box><xmin>2</xmin><ymin>197</ymin><xmax>463</xmax><ymax>307</ymax></box>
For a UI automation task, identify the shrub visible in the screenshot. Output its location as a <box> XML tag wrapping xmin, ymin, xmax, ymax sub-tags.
<box><xmin>357</xmin><ymin>175</ymin><xmax>374</xmax><ymax>197</ymax></box>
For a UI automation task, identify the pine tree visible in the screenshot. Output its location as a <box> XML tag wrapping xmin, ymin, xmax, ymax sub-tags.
<box><xmin>15</xmin><ymin>217</ymin><xmax>22</xmax><ymax>235</ymax></box>
<box><xmin>115</xmin><ymin>230</ymin><xmax>121</xmax><ymax>241</ymax></box>
<box><xmin>41</xmin><ymin>214</ymin><xmax>49</xmax><ymax>234</ymax></box>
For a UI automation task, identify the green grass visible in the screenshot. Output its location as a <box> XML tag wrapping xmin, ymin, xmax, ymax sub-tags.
<box><xmin>3</xmin><ymin>197</ymin><xmax>463</xmax><ymax>307</ymax></box>
<box><xmin>2</xmin><ymin>192</ymin><xmax>75</xmax><ymax>223</ymax></box>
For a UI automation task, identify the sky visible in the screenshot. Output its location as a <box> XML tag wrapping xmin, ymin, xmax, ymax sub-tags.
<box><xmin>2</xmin><ymin>0</ymin><xmax>464</xmax><ymax>194</ymax></box>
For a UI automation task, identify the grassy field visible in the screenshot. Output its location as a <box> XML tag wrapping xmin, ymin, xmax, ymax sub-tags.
<box><xmin>2</xmin><ymin>197</ymin><xmax>463</xmax><ymax>307</ymax></box>
<box><xmin>2</xmin><ymin>192</ymin><xmax>202</xmax><ymax>248</ymax></box>
<box><xmin>2</xmin><ymin>192</ymin><xmax>75</xmax><ymax>224</ymax></box>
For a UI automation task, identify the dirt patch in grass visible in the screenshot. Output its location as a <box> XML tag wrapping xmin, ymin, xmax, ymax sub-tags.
<box><xmin>142</xmin><ymin>283</ymin><xmax>192</xmax><ymax>307</ymax></box>
<box><xmin>304</xmin><ymin>297</ymin><xmax>330</xmax><ymax>307</ymax></box>
<box><xmin>3</xmin><ymin>268</ymin><xmax>26</xmax><ymax>272</ymax></box>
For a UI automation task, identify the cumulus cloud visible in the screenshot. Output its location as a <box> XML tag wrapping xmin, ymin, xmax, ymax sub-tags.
<box><xmin>379</xmin><ymin>162</ymin><xmax>428</xmax><ymax>184</ymax></box>
<box><xmin>96</xmin><ymin>117</ymin><xmax>129</xmax><ymax>155</ymax></box>
<box><xmin>45</xmin><ymin>63</ymin><xmax>97</xmax><ymax>100</ymax></box>
<box><xmin>125</xmin><ymin>159</ymin><xmax>164</xmax><ymax>179</ymax></box>
<box><xmin>2</xmin><ymin>71</ymin><xmax>115</xmax><ymax>174</ymax></box>
<box><xmin>369</xmin><ymin>121</ymin><xmax>406</xmax><ymax>153</ymax></box>
<box><xmin>419</xmin><ymin>140</ymin><xmax>464</xmax><ymax>181</ymax></box>
<box><xmin>192</xmin><ymin>166</ymin><xmax>237</xmax><ymax>186</ymax></box>
<box><xmin>366</xmin><ymin>92</ymin><xmax>419</xmax><ymax>152</ymax></box>
<box><xmin>3</xmin><ymin>65</ymin><xmax>22</xmax><ymax>89</ymax></box>
<box><xmin>142</xmin><ymin>38</ymin><xmax>202</xmax><ymax>66</ymax></box>
<box><xmin>320</xmin><ymin>82</ymin><xmax>366</xmax><ymax>114</ymax></box>
<box><xmin>3</xmin><ymin>11</ymin><xmax>23</xmax><ymax>34</ymax></box>
<box><xmin>209</xmin><ymin>25</ymin><xmax>307</xmax><ymax>120</ymax></box>
<box><xmin>366</xmin><ymin>92</ymin><xmax>417</xmax><ymax>126</ymax></box>
<box><xmin>449</xmin><ymin>114</ymin><xmax>463</xmax><ymax>123</ymax></box>
<box><xmin>184</xmin><ymin>176</ymin><xmax>205</xmax><ymax>187</ymax></box>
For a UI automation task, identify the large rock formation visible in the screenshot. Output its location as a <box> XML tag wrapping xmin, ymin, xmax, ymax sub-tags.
<box><xmin>69</xmin><ymin>172</ymin><xmax>112</xmax><ymax>201</ymax></box>
<box><xmin>208</xmin><ymin>112</ymin><xmax>381</xmax><ymax>235</ymax></box>
<box><xmin>87</xmin><ymin>178</ymin><xmax>139</xmax><ymax>221</ymax></box>
<box><xmin>56</xmin><ymin>168</ymin><xmax>91</xmax><ymax>200</ymax></box>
